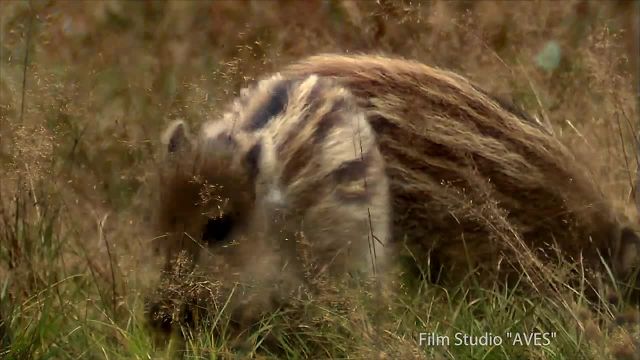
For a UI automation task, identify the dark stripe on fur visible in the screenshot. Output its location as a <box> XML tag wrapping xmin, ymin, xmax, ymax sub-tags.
<box><xmin>312</xmin><ymin>98</ymin><xmax>347</xmax><ymax>144</ymax></box>
<box><xmin>276</xmin><ymin>79</ymin><xmax>328</xmax><ymax>154</ymax></box>
<box><xmin>244</xmin><ymin>141</ymin><xmax>262</xmax><ymax>182</ymax></box>
<box><xmin>244</xmin><ymin>80</ymin><xmax>291</xmax><ymax>131</ymax></box>
<box><xmin>331</xmin><ymin>152</ymin><xmax>373</xmax><ymax>203</ymax></box>
<box><xmin>331</xmin><ymin>151</ymin><xmax>372</xmax><ymax>184</ymax></box>
<box><xmin>279</xmin><ymin>80</ymin><xmax>349</xmax><ymax>185</ymax></box>
<box><xmin>281</xmin><ymin>142</ymin><xmax>315</xmax><ymax>185</ymax></box>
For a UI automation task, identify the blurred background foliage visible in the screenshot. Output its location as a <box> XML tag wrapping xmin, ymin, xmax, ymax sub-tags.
<box><xmin>1</xmin><ymin>0</ymin><xmax>638</xmax><ymax>213</ymax></box>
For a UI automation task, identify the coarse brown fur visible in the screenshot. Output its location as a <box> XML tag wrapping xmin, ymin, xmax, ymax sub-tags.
<box><xmin>147</xmin><ymin>53</ymin><xmax>640</xmax><ymax>334</ymax></box>
<box><xmin>282</xmin><ymin>54</ymin><xmax>640</xmax><ymax>286</ymax></box>
<box><xmin>148</xmin><ymin>73</ymin><xmax>391</xmax><ymax>332</ymax></box>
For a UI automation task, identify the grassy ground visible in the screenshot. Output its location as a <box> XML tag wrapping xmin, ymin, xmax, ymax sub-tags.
<box><xmin>1</xmin><ymin>0</ymin><xmax>639</xmax><ymax>359</ymax></box>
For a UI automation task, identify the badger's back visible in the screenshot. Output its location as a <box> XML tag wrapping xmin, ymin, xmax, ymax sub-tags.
<box><xmin>282</xmin><ymin>54</ymin><xmax>620</xmax><ymax>275</ymax></box>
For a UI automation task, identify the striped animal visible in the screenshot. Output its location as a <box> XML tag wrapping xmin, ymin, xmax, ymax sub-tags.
<box><xmin>147</xmin><ymin>54</ymin><xmax>640</xmax><ymax>332</ymax></box>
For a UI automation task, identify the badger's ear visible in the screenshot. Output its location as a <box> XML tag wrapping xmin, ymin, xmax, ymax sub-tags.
<box><xmin>162</xmin><ymin>120</ymin><xmax>192</xmax><ymax>154</ymax></box>
<box><xmin>616</xmin><ymin>226</ymin><xmax>640</xmax><ymax>276</ymax></box>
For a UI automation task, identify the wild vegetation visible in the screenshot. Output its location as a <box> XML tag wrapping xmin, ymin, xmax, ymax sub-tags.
<box><xmin>1</xmin><ymin>1</ymin><xmax>639</xmax><ymax>359</ymax></box>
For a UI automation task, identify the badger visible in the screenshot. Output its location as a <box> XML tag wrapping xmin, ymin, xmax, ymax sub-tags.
<box><xmin>147</xmin><ymin>53</ymin><xmax>640</xmax><ymax>332</ymax></box>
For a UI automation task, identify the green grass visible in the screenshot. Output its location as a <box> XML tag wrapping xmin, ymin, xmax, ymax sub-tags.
<box><xmin>0</xmin><ymin>219</ymin><xmax>635</xmax><ymax>360</ymax></box>
<box><xmin>0</xmin><ymin>189</ymin><xmax>636</xmax><ymax>359</ymax></box>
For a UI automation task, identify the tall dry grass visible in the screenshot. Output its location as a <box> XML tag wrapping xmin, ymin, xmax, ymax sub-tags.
<box><xmin>0</xmin><ymin>0</ymin><xmax>639</xmax><ymax>358</ymax></box>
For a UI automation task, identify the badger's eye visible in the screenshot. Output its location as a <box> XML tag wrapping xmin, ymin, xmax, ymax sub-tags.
<box><xmin>202</xmin><ymin>215</ymin><xmax>234</xmax><ymax>245</ymax></box>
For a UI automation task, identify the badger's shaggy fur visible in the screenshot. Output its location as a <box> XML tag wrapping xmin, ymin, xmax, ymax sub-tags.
<box><xmin>148</xmin><ymin>54</ymin><xmax>640</xmax><ymax>332</ymax></box>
